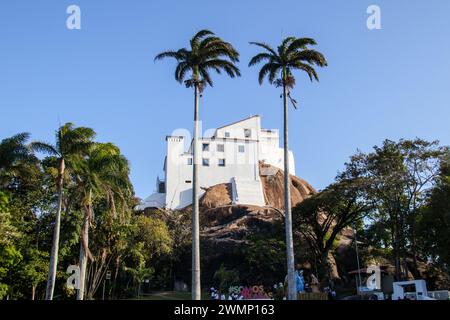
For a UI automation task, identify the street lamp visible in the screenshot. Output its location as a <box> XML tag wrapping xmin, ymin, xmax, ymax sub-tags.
<box><xmin>353</xmin><ymin>227</ymin><xmax>363</xmax><ymax>297</ymax></box>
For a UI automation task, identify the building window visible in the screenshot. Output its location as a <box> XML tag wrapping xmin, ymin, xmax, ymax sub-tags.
<box><xmin>218</xmin><ymin>159</ymin><xmax>226</xmax><ymax>167</ymax></box>
<box><xmin>244</xmin><ymin>129</ymin><xmax>252</xmax><ymax>138</ymax></box>
<box><xmin>185</xmin><ymin>180</ymin><xmax>192</xmax><ymax>184</ymax></box>
<box><xmin>202</xmin><ymin>158</ymin><xmax>210</xmax><ymax>166</ymax></box>
<box><xmin>217</xmin><ymin>144</ymin><xmax>225</xmax><ymax>152</ymax></box>
<box><xmin>158</xmin><ymin>182</ymin><xmax>165</xmax><ymax>193</ymax></box>
<box><xmin>238</xmin><ymin>145</ymin><xmax>245</xmax><ymax>153</ymax></box>
<box><xmin>225</xmin><ymin>132</ymin><xmax>230</xmax><ymax>138</ymax></box>
<box><xmin>187</xmin><ymin>158</ymin><xmax>193</xmax><ymax>165</ymax></box>
<box><xmin>202</xmin><ymin>143</ymin><xmax>210</xmax><ymax>151</ymax></box>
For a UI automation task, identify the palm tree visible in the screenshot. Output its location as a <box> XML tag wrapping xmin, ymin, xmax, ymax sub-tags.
<box><xmin>155</xmin><ymin>29</ymin><xmax>241</xmax><ymax>300</ymax></box>
<box><xmin>249</xmin><ymin>37</ymin><xmax>327</xmax><ymax>300</ymax></box>
<box><xmin>0</xmin><ymin>133</ymin><xmax>37</xmax><ymax>187</ymax></box>
<box><xmin>73</xmin><ymin>142</ymin><xmax>131</xmax><ymax>300</ymax></box>
<box><xmin>30</xmin><ymin>123</ymin><xmax>95</xmax><ymax>300</ymax></box>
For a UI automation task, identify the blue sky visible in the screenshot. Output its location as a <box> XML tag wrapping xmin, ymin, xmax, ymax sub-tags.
<box><xmin>1</xmin><ymin>0</ymin><xmax>449</xmax><ymax>198</ymax></box>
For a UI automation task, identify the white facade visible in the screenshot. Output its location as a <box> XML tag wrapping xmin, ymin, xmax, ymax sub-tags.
<box><xmin>138</xmin><ymin>115</ymin><xmax>295</xmax><ymax>210</ymax></box>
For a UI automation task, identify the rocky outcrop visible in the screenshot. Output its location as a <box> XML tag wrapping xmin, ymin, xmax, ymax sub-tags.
<box><xmin>198</xmin><ymin>162</ymin><xmax>356</xmax><ymax>281</ymax></box>
<box><xmin>200</xmin><ymin>163</ymin><xmax>316</xmax><ymax>245</ymax></box>
<box><xmin>259</xmin><ymin>162</ymin><xmax>316</xmax><ymax>210</ymax></box>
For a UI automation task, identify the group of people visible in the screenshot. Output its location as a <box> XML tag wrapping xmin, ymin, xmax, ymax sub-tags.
<box><xmin>284</xmin><ymin>268</ymin><xmax>322</xmax><ymax>294</ymax></box>
<box><xmin>210</xmin><ymin>267</ymin><xmax>326</xmax><ymax>300</ymax></box>
<box><xmin>210</xmin><ymin>287</ymin><xmax>244</xmax><ymax>300</ymax></box>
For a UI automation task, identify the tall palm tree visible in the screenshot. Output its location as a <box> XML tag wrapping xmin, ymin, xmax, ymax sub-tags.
<box><xmin>249</xmin><ymin>37</ymin><xmax>327</xmax><ymax>300</ymax></box>
<box><xmin>155</xmin><ymin>29</ymin><xmax>241</xmax><ymax>300</ymax></box>
<box><xmin>30</xmin><ymin>123</ymin><xmax>95</xmax><ymax>300</ymax></box>
<box><xmin>73</xmin><ymin>142</ymin><xmax>131</xmax><ymax>300</ymax></box>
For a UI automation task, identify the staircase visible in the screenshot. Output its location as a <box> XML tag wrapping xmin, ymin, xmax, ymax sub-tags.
<box><xmin>231</xmin><ymin>178</ymin><xmax>266</xmax><ymax>207</ymax></box>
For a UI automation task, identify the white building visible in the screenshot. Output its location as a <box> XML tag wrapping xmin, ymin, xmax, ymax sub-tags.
<box><xmin>138</xmin><ymin>115</ymin><xmax>295</xmax><ymax>210</ymax></box>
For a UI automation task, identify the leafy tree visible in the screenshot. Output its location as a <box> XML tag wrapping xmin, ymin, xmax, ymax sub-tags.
<box><xmin>0</xmin><ymin>244</ymin><xmax>22</xmax><ymax>299</ymax></box>
<box><xmin>417</xmin><ymin>158</ymin><xmax>450</xmax><ymax>267</ymax></box>
<box><xmin>131</xmin><ymin>215</ymin><xmax>172</xmax><ymax>260</ymax></box>
<box><xmin>120</xmin><ymin>214</ymin><xmax>172</xmax><ymax>298</ymax></box>
<box><xmin>347</xmin><ymin>139</ymin><xmax>447</xmax><ymax>280</ymax></box>
<box><xmin>241</xmin><ymin>237</ymin><xmax>286</xmax><ymax>285</ymax></box>
<box><xmin>213</xmin><ymin>264</ymin><xmax>239</xmax><ymax>293</ymax></box>
<box><xmin>293</xmin><ymin>175</ymin><xmax>374</xmax><ymax>287</ymax></box>
<box><xmin>155</xmin><ymin>29</ymin><xmax>240</xmax><ymax>300</ymax></box>
<box><xmin>0</xmin><ymin>133</ymin><xmax>37</xmax><ymax>187</ymax></box>
<box><xmin>73</xmin><ymin>142</ymin><xmax>132</xmax><ymax>300</ymax></box>
<box><xmin>0</xmin><ymin>192</ymin><xmax>18</xmax><ymax>246</ymax></box>
<box><xmin>249</xmin><ymin>37</ymin><xmax>327</xmax><ymax>299</ymax></box>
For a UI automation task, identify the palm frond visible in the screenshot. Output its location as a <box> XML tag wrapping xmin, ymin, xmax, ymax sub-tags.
<box><xmin>175</xmin><ymin>62</ymin><xmax>191</xmax><ymax>83</ymax></box>
<box><xmin>249</xmin><ymin>42</ymin><xmax>277</xmax><ymax>56</ymax></box>
<box><xmin>200</xmin><ymin>46</ymin><xmax>239</xmax><ymax>62</ymax></box>
<box><xmin>3</xmin><ymin>132</ymin><xmax>31</xmax><ymax>145</ymax></box>
<box><xmin>190</xmin><ymin>29</ymin><xmax>215</xmax><ymax>49</ymax></box>
<box><xmin>257</xmin><ymin>63</ymin><xmax>281</xmax><ymax>85</ymax></box>
<box><xmin>202</xmin><ymin>59</ymin><xmax>241</xmax><ymax>78</ymax></box>
<box><xmin>30</xmin><ymin>141</ymin><xmax>59</xmax><ymax>156</ymax></box>
<box><xmin>154</xmin><ymin>50</ymin><xmax>181</xmax><ymax>62</ymax></box>
<box><xmin>248</xmin><ymin>53</ymin><xmax>274</xmax><ymax>67</ymax></box>
<box><xmin>292</xmin><ymin>62</ymin><xmax>320</xmax><ymax>82</ymax></box>
<box><xmin>286</xmin><ymin>38</ymin><xmax>317</xmax><ymax>53</ymax></box>
<box><xmin>199</xmin><ymin>69</ymin><xmax>213</xmax><ymax>87</ymax></box>
<box><xmin>157</xmin><ymin>30</ymin><xmax>240</xmax><ymax>92</ymax></box>
<box><xmin>290</xmin><ymin>50</ymin><xmax>328</xmax><ymax>67</ymax></box>
<box><xmin>278</xmin><ymin>36</ymin><xmax>296</xmax><ymax>56</ymax></box>
<box><xmin>268</xmin><ymin>64</ymin><xmax>281</xmax><ymax>84</ymax></box>
<box><xmin>250</xmin><ymin>36</ymin><xmax>327</xmax><ymax>89</ymax></box>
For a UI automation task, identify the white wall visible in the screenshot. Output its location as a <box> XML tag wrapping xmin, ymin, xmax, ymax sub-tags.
<box><xmin>165</xmin><ymin>137</ymin><xmax>260</xmax><ymax>209</ymax></box>
<box><xmin>158</xmin><ymin>115</ymin><xmax>297</xmax><ymax>210</ymax></box>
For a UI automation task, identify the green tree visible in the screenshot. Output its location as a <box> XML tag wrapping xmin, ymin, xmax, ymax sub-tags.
<box><xmin>242</xmin><ymin>236</ymin><xmax>286</xmax><ymax>285</ymax></box>
<box><xmin>73</xmin><ymin>142</ymin><xmax>132</xmax><ymax>300</ymax></box>
<box><xmin>155</xmin><ymin>29</ymin><xmax>240</xmax><ymax>300</ymax></box>
<box><xmin>122</xmin><ymin>215</ymin><xmax>172</xmax><ymax>298</ymax></box>
<box><xmin>0</xmin><ymin>244</ymin><xmax>22</xmax><ymax>299</ymax></box>
<box><xmin>417</xmin><ymin>158</ymin><xmax>450</xmax><ymax>267</ymax></box>
<box><xmin>0</xmin><ymin>192</ymin><xmax>18</xmax><ymax>246</ymax></box>
<box><xmin>31</xmin><ymin>123</ymin><xmax>95</xmax><ymax>300</ymax></box>
<box><xmin>249</xmin><ymin>37</ymin><xmax>327</xmax><ymax>300</ymax></box>
<box><xmin>0</xmin><ymin>133</ymin><xmax>37</xmax><ymax>188</ymax></box>
<box><xmin>213</xmin><ymin>264</ymin><xmax>239</xmax><ymax>293</ymax></box>
<box><xmin>344</xmin><ymin>139</ymin><xmax>446</xmax><ymax>280</ymax></box>
<box><xmin>293</xmin><ymin>174</ymin><xmax>374</xmax><ymax>287</ymax></box>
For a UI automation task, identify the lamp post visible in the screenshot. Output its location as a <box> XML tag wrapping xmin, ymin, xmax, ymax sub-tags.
<box><xmin>354</xmin><ymin>227</ymin><xmax>363</xmax><ymax>297</ymax></box>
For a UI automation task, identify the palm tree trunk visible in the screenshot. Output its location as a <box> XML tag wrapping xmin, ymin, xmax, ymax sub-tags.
<box><xmin>77</xmin><ymin>189</ymin><xmax>91</xmax><ymax>300</ymax></box>
<box><xmin>283</xmin><ymin>83</ymin><xmax>296</xmax><ymax>300</ymax></box>
<box><xmin>191</xmin><ymin>83</ymin><xmax>201</xmax><ymax>300</ymax></box>
<box><xmin>45</xmin><ymin>158</ymin><xmax>65</xmax><ymax>300</ymax></box>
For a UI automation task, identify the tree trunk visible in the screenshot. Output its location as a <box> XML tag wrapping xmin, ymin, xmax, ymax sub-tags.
<box><xmin>283</xmin><ymin>82</ymin><xmax>296</xmax><ymax>300</ymax></box>
<box><xmin>411</xmin><ymin>231</ymin><xmax>420</xmax><ymax>278</ymax></box>
<box><xmin>45</xmin><ymin>157</ymin><xmax>65</xmax><ymax>300</ymax></box>
<box><xmin>191</xmin><ymin>83</ymin><xmax>201</xmax><ymax>300</ymax></box>
<box><xmin>319</xmin><ymin>251</ymin><xmax>332</xmax><ymax>288</ymax></box>
<box><xmin>77</xmin><ymin>190</ymin><xmax>91</xmax><ymax>300</ymax></box>
<box><xmin>391</xmin><ymin>211</ymin><xmax>401</xmax><ymax>281</ymax></box>
<box><xmin>32</xmin><ymin>285</ymin><xmax>36</xmax><ymax>300</ymax></box>
<box><xmin>112</xmin><ymin>256</ymin><xmax>120</xmax><ymax>299</ymax></box>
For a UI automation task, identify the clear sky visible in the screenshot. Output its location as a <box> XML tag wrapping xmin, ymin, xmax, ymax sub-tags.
<box><xmin>1</xmin><ymin>0</ymin><xmax>449</xmax><ymax>198</ymax></box>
